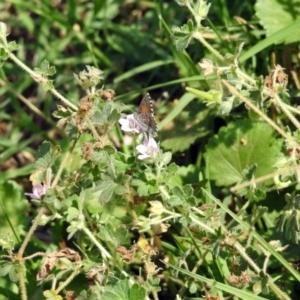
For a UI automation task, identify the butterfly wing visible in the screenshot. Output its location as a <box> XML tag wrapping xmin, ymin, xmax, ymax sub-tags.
<box><xmin>134</xmin><ymin>93</ymin><xmax>157</xmax><ymax>137</ymax></box>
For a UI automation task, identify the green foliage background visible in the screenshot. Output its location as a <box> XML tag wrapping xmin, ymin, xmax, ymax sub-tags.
<box><xmin>1</xmin><ymin>0</ymin><xmax>300</xmax><ymax>299</ymax></box>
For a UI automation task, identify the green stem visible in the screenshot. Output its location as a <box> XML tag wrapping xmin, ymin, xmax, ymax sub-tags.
<box><xmin>282</xmin><ymin>102</ymin><xmax>300</xmax><ymax>116</ymax></box>
<box><xmin>18</xmin><ymin>267</ymin><xmax>27</xmax><ymax>300</ymax></box>
<box><xmin>85</xmin><ymin>116</ymin><xmax>101</xmax><ymax>141</ymax></box>
<box><xmin>273</xmin><ymin>94</ymin><xmax>300</xmax><ymax>130</ymax></box>
<box><xmin>16</xmin><ymin>207</ymin><xmax>46</xmax><ymax>300</ymax></box>
<box><xmin>51</xmin><ymin>137</ymin><xmax>79</xmax><ymax>188</ymax></box>
<box><xmin>263</xmin><ymin>255</ymin><xmax>270</xmax><ymax>273</ymax></box>
<box><xmin>23</xmin><ymin>252</ymin><xmax>46</xmax><ymax>260</ymax></box>
<box><xmin>17</xmin><ymin>207</ymin><xmax>45</xmax><ymax>259</ymax></box>
<box><xmin>152</xmin><ymin>291</ymin><xmax>159</xmax><ymax>300</ymax></box>
<box><xmin>0</xmin><ymin>79</ymin><xmax>65</xmax><ymax>133</ymax></box>
<box><xmin>151</xmin><ymin>214</ymin><xmax>180</xmax><ymax>225</ymax></box>
<box><xmin>55</xmin><ymin>266</ymin><xmax>81</xmax><ymax>294</ymax></box>
<box><xmin>226</xmin><ymin>197</ymin><xmax>250</xmax><ymax>229</ymax></box>
<box><xmin>189</xmin><ymin>204</ymin><xmax>287</xmax><ymax>299</ymax></box>
<box><xmin>268</xmin><ymin>279</ymin><xmax>291</xmax><ymax>300</ymax></box>
<box><xmin>51</xmin><ymin>277</ymin><xmax>57</xmax><ymax>290</ymax></box>
<box><xmin>233</xmin><ymin>240</ymin><xmax>260</xmax><ymax>273</ymax></box>
<box><xmin>229</xmin><ymin>237</ymin><xmax>290</xmax><ymax>299</ymax></box>
<box><xmin>49</xmin><ymin>87</ymin><xmax>78</xmax><ymax>111</ymax></box>
<box><xmin>178</xmin><ymin>248</ymin><xmax>210</xmax><ymax>297</ymax></box>
<box><xmin>189</xmin><ymin>214</ymin><xmax>215</xmax><ymax>233</ymax></box>
<box><xmin>193</xmin><ymin>32</ymin><xmax>224</xmax><ymax>61</ymax></box>
<box><xmin>222</xmin><ymin>79</ymin><xmax>300</xmax><ymax>149</ymax></box>
<box><xmin>158</xmin><ymin>185</ymin><xmax>170</xmax><ymax>200</ymax></box>
<box><xmin>82</xmin><ymin>226</ymin><xmax>111</xmax><ymax>259</ymax></box>
<box><xmin>236</xmin><ymin>68</ymin><xmax>256</xmax><ymax>85</ymax></box>
<box><xmin>6</xmin><ymin>51</ymin><xmax>78</xmax><ymax>111</ymax></box>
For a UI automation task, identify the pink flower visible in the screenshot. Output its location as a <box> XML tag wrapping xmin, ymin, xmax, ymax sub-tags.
<box><xmin>119</xmin><ymin>114</ymin><xmax>141</xmax><ymax>134</ymax></box>
<box><xmin>136</xmin><ymin>138</ymin><xmax>159</xmax><ymax>160</ymax></box>
<box><xmin>25</xmin><ymin>183</ymin><xmax>47</xmax><ymax>200</ymax></box>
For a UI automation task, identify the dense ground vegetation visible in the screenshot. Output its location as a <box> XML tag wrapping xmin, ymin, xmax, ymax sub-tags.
<box><xmin>0</xmin><ymin>0</ymin><xmax>300</xmax><ymax>299</ymax></box>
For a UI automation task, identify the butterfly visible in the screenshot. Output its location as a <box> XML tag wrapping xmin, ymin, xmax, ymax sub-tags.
<box><xmin>134</xmin><ymin>93</ymin><xmax>157</xmax><ymax>138</ymax></box>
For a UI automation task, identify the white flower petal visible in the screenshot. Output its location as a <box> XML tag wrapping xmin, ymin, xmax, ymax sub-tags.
<box><xmin>119</xmin><ymin>114</ymin><xmax>140</xmax><ymax>134</ymax></box>
<box><xmin>136</xmin><ymin>138</ymin><xmax>159</xmax><ymax>160</ymax></box>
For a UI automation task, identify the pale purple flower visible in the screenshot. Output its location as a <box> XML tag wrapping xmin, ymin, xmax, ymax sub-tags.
<box><xmin>25</xmin><ymin>183</ymin><xmax>48</xmax><ymax>200</ymax></box>
<box><xmin>136</xmin><ymin>138</ymin><xmax>159</xmax><ymax>160</ymax></box>
<box><xmin>119</xmin><ymin>114</ymin><xmax>141</xmax><ymax>134</ymax></box>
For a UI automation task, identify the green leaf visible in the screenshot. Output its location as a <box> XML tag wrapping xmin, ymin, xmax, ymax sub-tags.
<box><xmin>168</xmin><ymin>195</ymin><xmax>182</xmax><ymax>206</ymax></box>
<box><xmin>34</xmin><ymin>60</ymin><xmax>56</xmax><ymax>76</ymax></box>
<box><xmin>109</xmin><ymin>108</ymin><xmax>121</xmax><ymax>123</ymax></box>
<box><xmin>172</xmin><ymin>186</ymin><xmax>185</xmax><ymax>199</ymax></box>
<box><xmin>0</xmin><ymin>261</ymin><xmax>23</xmax><ymax>282</ymax></box>
<box><xmin>129</xmin><ymin>283</ymin><xmax>146</xmax><ymax>300</ymax></box>
<box><xmin>43</xmin><ymin>80</ymin><xmax>54</xmax><ymax>91</ymax></box>
<box><xmin>205</xmin><ymin>120</ymin><xmax>281</xmax><ymax>186</ymax></box>
<box><xmin>171</xmin><ymin>21</ymin><xmax>194</xmax><ymax>51</ymax></box>
<box><xmin>43</xmin><ymin>289</ymin><xmax>63</xmax><ymax>300</ymax></box>
<box><xmin>0</xmin><ymin>232</ymin><xmax>15</xmax><ymax>252</ymax></box>
<box><xmin>91</xmin><ymin>148</ymin><xmax>112</xmax><ymax>165</ymax></box>
<box><xmin>7</xmin><ymin>41</ymin><xmax>19</xmax><ymax>52</ymax></box>
<box><xmin>36</xmin><ymin>141</ymin><xmax>51</xmax><ymax>159</ymax></box>
<box><xmin>114</xmin><ymin>152</ymin><xmax>134</xmax><ymax>173</ymax></box>
<box><xmin>0</xmin><ymin>262</ymin><xmax>13</xmax><ymax>277</ymax></box>
<box><xmin>53</xmin><ymin>105</ymin><xmax>73</xmax><ymax>120</ymax></box>
<box><xmin>255</xmin><ymin>0</ymin><xmax>300</xmax><ymax>44</ymax></box>
<box><xmin>131</xmin><ymin>174</ymin><xmax>159</xmax><ymax>196</ymax></box>
<box><xmin>35</xmin><ymin>142</ymin><xmax>61</xmax><ymax>170</ymax></box>
<box><xmin>101</xmin><ymin>279</ymin><xmax>130</xmax><ymax>300</ymax></box>
<box><xmin>145</xmin><ymin>278</ymin><xmax>161</xmax><ymax>293</ymax></box>
<box><xmin>91</xmin><ymin>103</ymin><xmax>121</xmax><ymax>130</ymax></box>
<box><xmin>161</xmin><ymin>105</ymin><xmax>211</xmax><ymax>152</ymax></box>
<box><xmin>53</xmin><ymin>105</ymin><xmax>75</xmax><ymax>131</ymax></box>
<box><xmin>66</xmin><ymin>207</ymin><xmax>80</xmax><ymax>222</ymax></box>
<box><xmin>161</xmin><ymin>151</ymin><xmax>172</xmax><ymax>165</ymax></box>
<box><xmin>44</xmin><ymin>193</ymin><xmax>62</xmax><ymax>211</ymax></box>
<box><xmin>169</xmin><ymin>185</ymin><xmax>196</xmax><ymax>207</ymax></box>
<box><xmin>94</xmin><ymin>173</ymin><xmax>128</xmax><ymax>204</ymax></box>
<box><xmin>101</xmin><ymin>279</ymin><xmax>146</xmax><ymax>300</ymax></box>
<box><xmin>182</xmin><ymin>184</ymin><xmax>193</xmax><ymax>197</ymax></box>
<box><xmin>91</xmin><ymin>110</ymin><xmax>108</xmax><ymax>126</ymax></box>
<box><xmin>165</xmin><ymin>163</ymin><xmax>179</xmax><ymax>175</ymax></box>
<box><xmin>8</xmin><ymin>264</ymin><xmax>18</xmax><ymax>282</ymax></box>
<box><xmin>74</xmin><ymin>290</ymin><xmax>89</xmax><ymax>300</ymax></box>
<box><xmin>95</xmin><ymin>180</ymin><xmax>115</xmax><ymax>203</ymax></box>
<box><xmin>100</xmin><ymin>223</ymin><xmax>129</xmax><ymax>246</ymax></box>
<box><xmin>113</xmin><ymin>226</ymin><xmax>129</xmax><ymax>245</ymax></box>
<box><xmin>65</xmin><ymin>122</ymin><xmax>79</xmax><ymax>140</ymax></box>
<box><xmin>0</xmin><ymin>47</ymin><xmax>9</xmax><ymax>66</ymax></box>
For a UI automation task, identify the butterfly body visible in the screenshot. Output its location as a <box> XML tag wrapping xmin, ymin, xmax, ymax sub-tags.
<box><xmin>134</xmin><ymin>93</ymin><xmax>157</xmax><ymax>137</ymax></box>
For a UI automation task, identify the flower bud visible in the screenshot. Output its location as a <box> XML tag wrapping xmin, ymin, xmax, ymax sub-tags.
<box><xmin>0</xmin><ymin>22</ymin><xmax>7</xmax><ymax>37</ymax></box>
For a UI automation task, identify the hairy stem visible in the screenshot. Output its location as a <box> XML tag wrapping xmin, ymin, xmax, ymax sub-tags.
<box><xmin>51</xmin><ymin>137</ymin><xmax>79</xmax><ymax>188</ymax></box>
<box><xmin>82</xmin><ymin>226</ymin><xmax>111</xmax><ymax>259</ymax></box>
<box><xmin>55</xmin><ymin>266</ymin><xmax>81</xmax><ymax>294</ymax></box>
<box><xmin>17</xmin><ymin>207</ymin><xmax>45</xmax><ymax>259</ymax></box>
<box><xmin>18</xmin><ymin>267</ymin><xmax>27</xmax><ymax>300</ymax></box>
